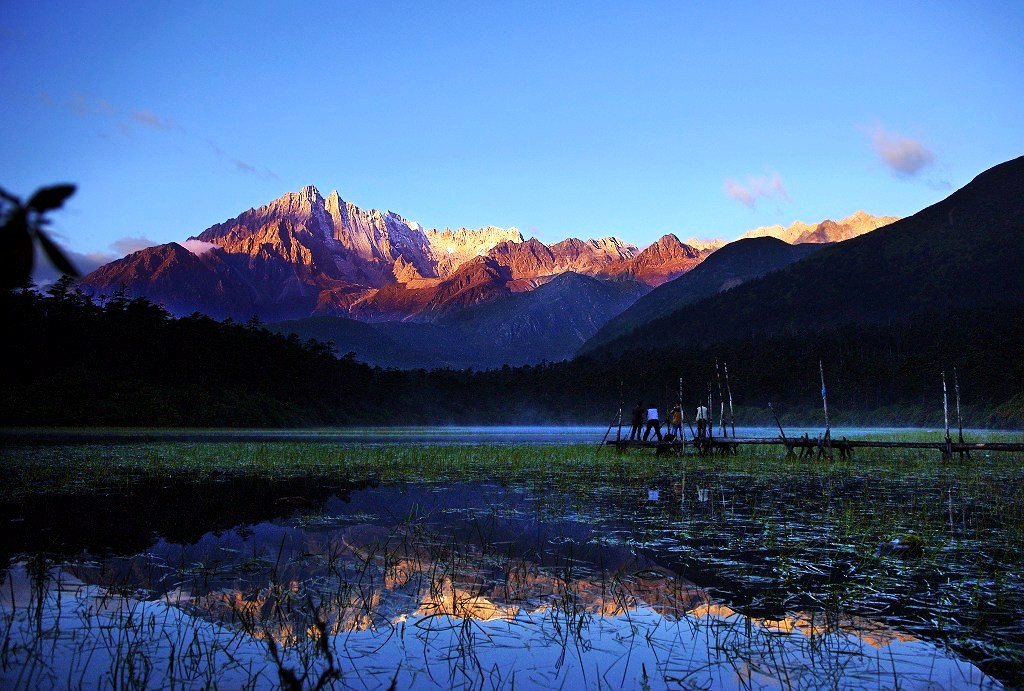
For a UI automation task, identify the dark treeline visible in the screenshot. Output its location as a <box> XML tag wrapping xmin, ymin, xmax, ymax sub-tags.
<box><xmin>3</xmin><ymin>281</ymin><xmax>1022</xmax><ymax>428</ymax></box>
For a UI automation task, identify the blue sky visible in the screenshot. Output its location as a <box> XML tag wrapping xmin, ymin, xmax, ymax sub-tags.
<box><xmin>2</xmin><ymin>1</ymin><xmax>1022</xmax><ymax>277</ymax></box>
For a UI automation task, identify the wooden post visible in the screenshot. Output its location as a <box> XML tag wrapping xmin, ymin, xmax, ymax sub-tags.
<box><xmin>769</xmin><ymin>402</ymin><xmax>794</xmax><ymax>458</ymax></box>
<box><xmin>819</xmin><ymin>360</ymin><xmax>830</xmax><ymax>433</ymax></box>
<box><xmin>680</xmin><ymin>375</ymin><xmax>696</xmax><ymax>441</ymax></box>
<box><xmin>716</xmin><ymin>360</ymin><xmax>726</xmax><ymax>437</ymax></box>
<box><xmin>616</xmin><ymin>381</ymin><xmax>623</xmax><ymax>442</ymax></box>
<box><xmin>954</xmin><ymin>368</ymin><xmax>969</xmax><ymax>459</ymax></box>
<box><xmin>942</xmin><ymin>371</ymin><xmax>952</xmax><ymax>460</ymax></box>
<box><xmin>725</xmin><ymin>362</ymin><xmax>736</xmax><ymax>439</ymax></box>
<box><xmin>819</xmin><ymin>360</ymin><xmax>832</xmax><ymax>459</ymax></box>
<box><xmin>599</xmin><ymin>410</ymin><xmax>621</xmax><ymax>452</ymax></box>
<box><xmin>707</xmin><ymin>381</ymin><xmax>713</xmax><ymax>441</ymax></box>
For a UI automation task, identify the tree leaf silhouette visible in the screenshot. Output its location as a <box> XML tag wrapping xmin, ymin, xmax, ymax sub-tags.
<box><xmin>27</xmin><ymin>184</ymin><xmax>76</xmax><ymax>212</ymax></box>
<box><xmin>36</xmin><ymin>229</ymin><xmax>80</xmax><ymax>277</ymax></box>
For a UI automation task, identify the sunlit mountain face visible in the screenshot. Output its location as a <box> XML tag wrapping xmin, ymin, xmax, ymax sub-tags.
<box><xmin>78</xmin><ymin>185</ymin><xmax>898</xmax><ymax>325</ymax></box>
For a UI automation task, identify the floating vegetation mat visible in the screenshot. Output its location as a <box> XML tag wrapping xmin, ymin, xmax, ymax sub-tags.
<box><xmin>1</xmin><ymin>439</ymin><xmax>1021</xmax><ymax>688</ymax></box>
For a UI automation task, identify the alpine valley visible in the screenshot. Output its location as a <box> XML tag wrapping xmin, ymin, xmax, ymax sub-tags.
<box><xmin>80</xmin><ymin>187</ymin><xmax>898</xmax><ymax>369</ymax></box>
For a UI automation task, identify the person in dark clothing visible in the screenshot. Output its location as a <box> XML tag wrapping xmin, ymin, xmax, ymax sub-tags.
<box><xmin>630</xmin><ymin>401</ymin><xmax>644</xmax><ymax>440</ymax></box>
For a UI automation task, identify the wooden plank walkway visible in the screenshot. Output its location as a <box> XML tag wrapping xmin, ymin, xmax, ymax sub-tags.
<box><xmin>604</xmin><ymin>436</ymin><xmax>1024</xmax><ymax>456</ymax></box>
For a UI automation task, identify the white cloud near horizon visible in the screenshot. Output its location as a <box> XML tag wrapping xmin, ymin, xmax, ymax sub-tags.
<box><xmin>724</xmin><ymin>172</ymin><xmax>790</xmax><ymax>209</ymax></box>
<box><xmin>181</xmin><ymin>239</ymin><xmax>220</xmax><ymax>256</ymax></box>
<box><xmin>865</xmin><ymin>126</ymin><xmax>935</xmax><ymax>176</ymax></box>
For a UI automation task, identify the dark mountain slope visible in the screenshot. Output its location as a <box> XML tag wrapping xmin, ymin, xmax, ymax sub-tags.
<box><xmin>274</xmin><ymin>273</ymin><xmax>648</xmax><ymax>369</ymax></box>
<box><xmin>80</xmin><ymin>243</ymin><xmax>287</xmax><ymax>320</ymax></box>
<box><xmin>438</xmin><ymin>272</ymin><xmax>649</xmax><ymax>368</ymax></box>
<box><xmin>269</xmin><ymin>316</ymin><xmax>447</xmax><ymax>370</ymax></box>
<box><xmin>349</xmin><ymin>256</ymin><xmax>514</xmax><ymax>322</ymax></box>
<box><xmin>580</xmin><ymin>237</ymin><xmax>823</xmax><ymax>355</ymax></box>
<box><xmin>589</xmin><ymin>155</ymin><xmax>1024</xmax><ymax>358</ymax></box>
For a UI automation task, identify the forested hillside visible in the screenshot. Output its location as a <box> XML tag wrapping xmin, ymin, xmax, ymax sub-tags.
<box><xmin>3</xmin><ymin>281</ymin><xmax>1021</xmax><ymax>428</ymax></box>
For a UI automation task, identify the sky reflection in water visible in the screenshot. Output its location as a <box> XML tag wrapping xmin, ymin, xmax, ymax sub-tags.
<box><xmin>6</xmin><ymin>479</ymin><xmax>998</xmax><ymax>688</ymax></box>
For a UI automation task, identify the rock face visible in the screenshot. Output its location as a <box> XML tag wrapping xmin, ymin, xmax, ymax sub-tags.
<box><xmin>739</xmin><ymin>211</ymin><xmax>899</xmax><ymax>244</ymax></box>
<box><xmin>83</xmin><ymin>187</ymin><xmax>531</xmax><ymax>321</ymax></box>
<box><xmin>599</xmin><ymin>234</ymin><xmax>711</xmax><ymax>286</ymax></box>
<box><xmin>424</xmin><ymin>227</ymin><xmax>525</xmax><ymax>278</ymax></box>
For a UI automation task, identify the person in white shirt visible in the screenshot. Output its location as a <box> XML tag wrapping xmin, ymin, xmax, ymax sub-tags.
<box><xmin>696</xmin><ymin>405</ymin><xmax>709</xmax><ymax>439</ymax></box>
<box><xmin>643</xmin><ymin>407</ymin><xmax>663</xmax><ymax>442</ymax></box>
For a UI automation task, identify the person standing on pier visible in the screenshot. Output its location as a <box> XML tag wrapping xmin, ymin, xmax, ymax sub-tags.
<box><xmin>696</xmin><ymin>404</ymin><xmax>709</xmax><ymax>439</ymax></box>
<box><xmin>668</xmin><ymin>404</ymin><xmax>683</xmax><ymax>440</ymax></box>
<box><xmin>643</xmin><ymin>406</ymin><xmax>663</xmax><ymax>442</ymax></box>
<box><xmin>630</xmin><ymin>401</ymin><xmax>644</xmax><ymax>440</ymax></box>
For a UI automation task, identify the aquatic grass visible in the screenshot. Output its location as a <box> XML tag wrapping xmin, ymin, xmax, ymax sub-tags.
<box><xmin>3</xmin><ymin>435</ymin><xmax>1024</xmax><ymax>685</ymax></box>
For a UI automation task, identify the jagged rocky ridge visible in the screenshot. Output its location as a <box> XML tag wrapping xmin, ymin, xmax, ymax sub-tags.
<box><xmin>82</xmin><ymin>186</ymin><xmax>664</xmax><ymax>322</ymax></box>
<box><xmin>738</xmin><ymin>210</ymin><xmax>899</xmax><ymax>244</ymax></box>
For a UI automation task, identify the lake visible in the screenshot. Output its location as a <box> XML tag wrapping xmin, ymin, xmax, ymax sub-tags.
<box><xmin>2</xmin><ymin>424</ymin><xmax>980</xmax><ymax>446</ymax></box>
<box><xmin>1</xmin><ymin>434</ymin><xmax>1020</xmax><ymax>688</ymax></box>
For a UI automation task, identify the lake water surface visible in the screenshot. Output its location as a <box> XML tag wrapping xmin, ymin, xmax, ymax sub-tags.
<box><xmin>1</xmin><ymin>435</ymin><xmax>1020</xmax><ymax>688</ymax></box>
<box><xmin>5</xmin><ymin>424</ymin><xmax>980</xmax><ymax>446</ymax></box>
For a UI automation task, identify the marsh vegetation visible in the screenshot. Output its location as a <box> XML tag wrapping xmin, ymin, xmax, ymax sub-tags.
<box><xmin>1</xmin><ymin>435</ymin><xmax>1022</xmax><ymax>687</ymax></box>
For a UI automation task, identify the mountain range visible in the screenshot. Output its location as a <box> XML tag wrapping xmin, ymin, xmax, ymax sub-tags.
<box><xmin>10</xmin><ymin>156</ymin><xmax>1023</xmax><ymax>428</ymax></box>
<box><xmin>738</xmin><ymin>210</ymin><xmax>900</xmax><ymax>244</ymax></box>
<box><xmin>579</xmin><ymin>237</ymin><xmax>825</xmax><ymax>355</ymax></box>
<box><xmin>80</xmin><ymin>185</ymin><xmax>899</xmax><ymax>368</ymax></box>
<box><xmin>586</xmin><ymin>155</ymin><xmax>1024</xmax><ymax>358</ymax></box>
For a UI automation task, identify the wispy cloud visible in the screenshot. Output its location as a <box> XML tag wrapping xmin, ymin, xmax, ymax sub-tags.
<box><xmin>71</xmin><ymin>94</ymin><xmax>90</xmax><ymax>115</ymax></box>
<box><xmin>724</xmin><ymin>180</ymin><xmax>755</xmax><ymax>208</ymax></box>
<box><xmin>41</xmin><ymin>91</ymin><xmax>276</xmax><ymax>179</ymax></box>
<box><xmin>232</xmin><ymin>159</ymin><xmax>257</xmax><ymax>174</ymax></box>
<box><xmin>227</xmin><ymin>155</ymin><xmax>278</xmax><ymax>180</ymax></box>
<box><xmin>724</xmin><ymin>172</ymin><xmax>790</xmax><ymax>209</ymax></box>
<box><xmin>132</xmin><ymin>109</ymin><xmax>177</xmax><ymax>130</ymax></box>
<box><xmin>207</xmin><ymin>138</ymin><xmax>277</xmax><ymax>179</ymax></box>
<box><xmin>864</xmin><ymin>126</ymin><xmax>935</xmax><ymax>176</ymax></box>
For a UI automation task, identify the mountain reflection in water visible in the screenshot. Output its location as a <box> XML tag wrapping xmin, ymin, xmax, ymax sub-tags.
<box><xmin>1</xmin><ymin>479</ymin><xmax>1005</xmax><ymax>688</ymax></box>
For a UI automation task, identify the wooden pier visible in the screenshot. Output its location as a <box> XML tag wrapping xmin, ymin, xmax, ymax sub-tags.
<box><xmin>599</xmin><ymin>365</ymin><xmax>1022</xmax><ymax>460</ymax></box>
<box><xmin>604</xmin><ymin>435</ymin><xmax>1024</xmax><ymax>458</ymax></box>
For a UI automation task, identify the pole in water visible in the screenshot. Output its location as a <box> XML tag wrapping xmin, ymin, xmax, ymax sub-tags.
<box><xmin>725</xmin><ymin>362</ymin><xmax>736</xmax><ymax>438</ymax></box>
<box><xmin>819</xmin><ymin>360</ymin><xmax>830</xmax><ymax>434</ymax></box>
<box><xmin>617</xmin><ymin>380</ymin><xmax>624</xmax><ymax>442</ymax></box>
<box><xmin>954</xmin><ymin>368</ymin><xmax>964</xmax><ymax>442</ymax></box>
<box><xmin>680</xmin><ymin>375</ymin><xmax>696</xmax><ymax>440</ymax></box>
<box><xmin>942</xmin><ymin>370</ymin><xmax>951</xmax><ymax>443</ymax></box>
<box><xmin>707</xmin><ymin>381</ymin><xmax>713</xmax><ymax>440</ymax></box>
<box><xmin>715</xmin><ymin>359</ymin><xmax>726</xmax><ymax>437</ymax></box>
<box><xmin>954</xmin><ymin>367</ymin><xmax>970</xmax><ymax>459</ymax></box>
<box><xmin>818</xmin><ymin>360</ymin><xmax>832</xmax><ymax>458</ymax></box>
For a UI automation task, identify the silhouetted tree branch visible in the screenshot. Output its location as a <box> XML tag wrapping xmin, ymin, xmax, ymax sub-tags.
<box><xmin>1</xmin><ymin>184</ymin><xmax>78</xmax><ymax>290</ymax></box>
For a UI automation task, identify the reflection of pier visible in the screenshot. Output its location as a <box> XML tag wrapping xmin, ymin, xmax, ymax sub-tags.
<box><xmin>605</xmin><ymin>436</ymin><xmax>1024</xmax><ymax>458</ymax></box>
